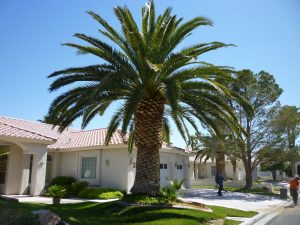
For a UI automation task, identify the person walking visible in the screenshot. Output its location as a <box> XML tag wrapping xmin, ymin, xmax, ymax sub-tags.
<box><xmin>215</xmin><ymin>171</ymin><xmax>224</xmax><ymax>196</ymax></box>
<box><xmin>289</xmin><ymin>176</ymin><xmax>300</xmax><ymax>206</ymax></box>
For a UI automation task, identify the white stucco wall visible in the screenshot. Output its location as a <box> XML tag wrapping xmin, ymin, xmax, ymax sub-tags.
<box><xmin>55</xmin><ymin>148</ymin><xmax>190</xmax><ymax>193</ymax></box>
<box><xmin>57</xmin><ymin>148</ymin><xmax>131</xmax><ymax>191</ymax></box>
<box><xmin>127</xmin><ymin>148</ymin><xmax>137</xmax><ymax>193</ymax></box>
<box><xmin>25</xmin><ymin>143</ymin><xmax>48</xmax><ymax>196</ymax></box>
<box><xmin>101</xmin><ymin>148</ymin><xmax>130</xmax><ymax>192</ymax></box>
<box><xmin>60</xmin><ymin>151</ymin><xmax>78</xmax><ymax>178</ymax></box>
<box><xmin>5</xmin><ymin>145</ymin><xmax>22</xmax><ymax>194</ymax></box>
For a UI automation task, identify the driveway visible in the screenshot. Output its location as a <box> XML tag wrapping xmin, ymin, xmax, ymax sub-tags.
<box><xmin>180</xmin><ymin>188</ymin><xmax>288</xmax><ymax>213</ymax></box>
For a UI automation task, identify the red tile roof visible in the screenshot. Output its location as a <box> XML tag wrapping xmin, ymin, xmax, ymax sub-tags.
<box><xmin>48</xmin><ymin>128</ymin><xmax>125</xmax><ymax>150</ymax></box>
<box><xmin>0</xmin><ymin>116</ymin><xmax>125</xmax><ymax>149</ymax></box>
<box><xmin>0</xmin><ymin>116</ymin><xmax>187</xmax><ymax>154</ymax></box>
<box><xmin>0</xmin><ymin>122</ymin><xmax>54</xmax><ymax>141</ymax></box>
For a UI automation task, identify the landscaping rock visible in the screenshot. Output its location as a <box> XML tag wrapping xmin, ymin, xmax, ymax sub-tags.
<box><xmin>58</xmin><ymin>222</ymin><xmax>70</xmax><ymax>225</ymax></box>
<box><xmin>32</xmin><ymin>209</ymin><xmax>61</xmax><ymax>225</ymax></box>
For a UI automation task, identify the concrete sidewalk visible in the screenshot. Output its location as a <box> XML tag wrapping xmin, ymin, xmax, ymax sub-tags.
<box><xmin>181</xmin><ymin>189</ymin><xmax>288</xmax><ymax>213</ymax></box>
<box><xmin>181</xmin><ymin>188</ymin><xmax>290</xmax><ymax>224</ymax></box>
<box><xmin>1</xmin><ymin>195</ymin><xmax>118</xmax><ymax>204</ymax></box>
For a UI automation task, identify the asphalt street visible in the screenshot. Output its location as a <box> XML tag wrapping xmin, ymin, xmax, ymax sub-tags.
<box><xmin>266</xmin><ymin>204</ymin><xmax>300</xmax><ymax>225</ymax></box>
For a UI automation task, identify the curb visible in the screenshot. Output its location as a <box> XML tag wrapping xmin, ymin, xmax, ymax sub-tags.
<box><xmin>240</xmin><ymin>200</ymin><xmax>292</xmax><ymax>225</ymax></box>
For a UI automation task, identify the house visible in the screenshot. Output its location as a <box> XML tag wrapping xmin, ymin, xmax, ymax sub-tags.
<box><xmin>188</xmin><ymin>154</ymin><xmax>284</xmax><ymax>182</ymax></box>
<box><xmin>189</xmin><ymin>154</ymin><xmax>246</xmax><ymax>181</ymax></box>
<box><xmin>0</xmin><ymin>116</ymin><xmax>190</xmax><ymax>196</ymax></box>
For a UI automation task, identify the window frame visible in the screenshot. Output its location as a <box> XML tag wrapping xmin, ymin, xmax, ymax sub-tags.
<box><xmin>81</xmin><ymin>156</ymin><xmax>97</xmax><ymax>179</ymax></box>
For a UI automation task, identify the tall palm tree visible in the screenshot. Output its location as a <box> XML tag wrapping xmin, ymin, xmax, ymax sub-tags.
<box><xmin>48</xmin><ymin>1</ymin><xmax>251</xmax><ymax>195</ymax></box>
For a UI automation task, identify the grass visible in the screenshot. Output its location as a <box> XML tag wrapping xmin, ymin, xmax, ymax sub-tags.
<box><xmin>0</xmin><ymin>199</ymin><xmax>256</xmax><ymax>225</ymax></box>
<box><xmin>191</xmin><ymin>185</ymin><xmax>279</xmax><ymax>197</ymax></box>
<box><xmin>192</xmin><ymin>185</ymin><xmax>240</xmax><ymax>192</ymax></box>
<box><xmin>224</xmin><ymin>219</ymin><xmax>242</xmax><ymax>225</ymax></box>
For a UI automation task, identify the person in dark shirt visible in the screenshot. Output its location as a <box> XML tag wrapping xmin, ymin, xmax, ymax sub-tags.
<box><xmin>215</xmin><ymin>171</ymin><xmax>224</xmax><ymax>196</ymax></box>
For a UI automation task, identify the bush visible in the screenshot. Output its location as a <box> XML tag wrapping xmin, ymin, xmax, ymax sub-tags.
<box><xmin>121</xmin><ymin>194</ymin><xmax>171</xmax><ymax>205</ymax></box>
<box><xmin>99</xmin><ymin>191</ymin><xmax>124</xmax><ymax>199</ymax></box>
<box><xmin>70</xmin><ymin>181</ymin><xmax>89</xmax><ymax>195</ymax></box>
<box><xmin>46</xmin><ymin>185</ymin><xmax>67</xmax><ymax>198</ymax></box>
<box><xmin>78</xmin><ymin>188</ymin><xmax>90</xmax><ymax>198</ymax></box>
<box><xmin>161</xmin><ymin>178</ymin><xmax>186</xmax><ymax>200</ymax></box>
<box><xmin>48</xmin><ymin>176</ymin><xmax>89</xmax><ymax>197</ymax></box>
<box><xmin>50</xmin><ymin>176</ymin><xmax>76</xmax><ymax>186</ymax></box>
<box><xmin>78</xmin><ymin>188</ymin><xmax>122</xmax><ymax>199</ymax></box>
<box><xmin>49</xmin><ymin>176</ymin><xmax>76</xmax><ymax>197</ymax></box>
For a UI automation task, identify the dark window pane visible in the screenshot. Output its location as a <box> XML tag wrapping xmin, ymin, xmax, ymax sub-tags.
<box><xmin>0</xmin><ymin>172</ymin><xmax>5</xmax><ymax>184</ymax></box>
<box><xmin>160</xmin><ymin>163</ymin><xmax>163</xmax><ymax>169</ymax></box>
<box><xmin>164</xmin><ymin>164</ymin><xmax>167</xmax><ymax>169</ymax></box>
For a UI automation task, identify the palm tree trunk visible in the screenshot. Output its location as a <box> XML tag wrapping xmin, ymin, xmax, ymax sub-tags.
<box><xmin>216</xmin><ymin>147</ymin><xmax>225</xmax><ymax>176</ymax></box>
<box><xmin>230</xmin><ymin>157</ymin><xmax>237</xmax><ymax>180</ymax></box>
<box><xmin>130</xmin><ymin>96</ymin><xmax>165</xmax><ymax>195</ymax></box>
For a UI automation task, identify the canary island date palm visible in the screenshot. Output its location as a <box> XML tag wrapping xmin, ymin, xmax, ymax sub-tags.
<box><xmin>48</xmin><ymin>1</ymin><xmax>251</xmax><ymax>195</ymax></box>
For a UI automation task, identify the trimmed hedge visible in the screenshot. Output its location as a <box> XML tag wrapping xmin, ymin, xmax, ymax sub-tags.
<box><xmin>78</xmin><ymin>188</ymin><xmax>124</xmax><ymax>199</ymax></box>
<box><xmin>99</xmin><ymin>191</ymin><xmax>124</xmax><ymax>199</ymax></box>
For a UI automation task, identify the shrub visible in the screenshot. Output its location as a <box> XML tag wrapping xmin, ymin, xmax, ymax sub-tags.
<box><xmin>87</xmin><ymin>189</ymin><xmax>102</xmax><ymax>199</ymax></box>
<box><xmin>46</xmin><ymin>185</ymin><xmax>67</xmax><ymax>198</ymax></box>
<box><xmin>50</xmin><ymin>176</ymin><xmax>76</xmax><ymax>186</ymax></box>
<box><xmin>78</xmin><ymin>188</ymin><xmax>90</xmax><ymax>198</ymax></box>
<box><xmin>70</xmin><ymin>181</ymin><xmax>89</xmax><ymax>195</ymax></box>
<box><xmin>78</xmin><ymin>188</ymin><xmax>122</xmax><ymax>199</ymax></box>
<box><xmin>99</xmin><ymin>191</ymin><xmax>124</xmax><ymax>199</ymax></box>
<box><xmin>49</xmin><ymin>176</ymin><xmax>76</xmax><ymax>197</ymax></box>
<box><xmin>121</xmin><ymin>194</ymin><xmax>171</xmax><ymax>205</ymax></box>
<box><xmin>161</xmin><ymin>178</ymin><xmax>186</xmax><ymax>200</ymax></box>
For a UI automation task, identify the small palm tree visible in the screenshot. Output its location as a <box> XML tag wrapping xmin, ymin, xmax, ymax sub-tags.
<box><xmin>48</xmin><ymin>1</ymin><xmax>251</xmax><ymax>195</ymax></box>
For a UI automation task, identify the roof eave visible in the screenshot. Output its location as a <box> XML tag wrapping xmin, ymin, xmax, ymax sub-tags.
<box><xmin>0</xmin><ymin>135</ymin><xmax>56</xmax><ymax>145</ymax></box>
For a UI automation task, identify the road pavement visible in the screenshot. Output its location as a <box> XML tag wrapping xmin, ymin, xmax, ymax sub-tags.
<box><xmin>266</xmin><ymin>204</ymin><xmax>300</xmax><ymax>225</ymax></box>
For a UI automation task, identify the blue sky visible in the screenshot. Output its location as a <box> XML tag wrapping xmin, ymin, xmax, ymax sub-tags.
<box><xmin>1</xmin><ymin>0</ymin><xmax>299</xmax><ymax>148</ymax></box>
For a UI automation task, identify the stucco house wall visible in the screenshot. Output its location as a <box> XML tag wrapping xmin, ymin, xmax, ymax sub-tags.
<box><xmin>0</xmin><ymin>116</ymin><xmax>191</xmax><ymax>196</ymax></box>
<box><xmin>50</xmin><ymin>147</ymin><xmax>190</xmax><ymax>193</ymax></box>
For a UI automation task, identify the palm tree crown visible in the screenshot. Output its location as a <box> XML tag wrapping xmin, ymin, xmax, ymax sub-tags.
<box><xmin>48</xmin><ymin>1</ymin><xmax>251</xmax><ymax>195</ymax></box>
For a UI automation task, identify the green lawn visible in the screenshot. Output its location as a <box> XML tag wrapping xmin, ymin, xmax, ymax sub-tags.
<box><xmin>0</xmin><ymin>199</ymin><xmax>256</xmax><ymax>225</ymax></box>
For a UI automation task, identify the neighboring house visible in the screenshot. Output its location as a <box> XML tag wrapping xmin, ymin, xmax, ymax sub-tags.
<box><xmin>189</xmin><ymin>155</ymin><xmax>246</xmax><ymax>181</ymax></box>
<box><xmin>188</xmin><ymin>154</ymin><xmax>283</xmax><ymax>182</ymax></box>
<box><xmin>0</xmin><ymin>116</ymin><xmax>190</xmax><ymax>196</ymax></box>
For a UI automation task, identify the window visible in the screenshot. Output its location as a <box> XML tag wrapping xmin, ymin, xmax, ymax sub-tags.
<box><xmin>177</xmin><ymin>165</ymin><xmax>183</xmax><ymax>170</ymax></box>
<box><xmin>0</xmin><ymin>153</ymin><xmax>8</xmax><ymax>184</ymax></box>
<box><xmin>81</xmin><ymin>157</ymin><xmax>97</xmax><ymax>179</ymax></box>
<box><xmin>46</xmin><ymin>155</ymin><xmax>52</xmax><ymax>183</ymax></box>
<box><xmin>211</xmin><ymin>166</ymin><xmax>217</xmax><ymax>176</ymax></box>
<box><xmin>160</xmin><ymin>163</ymin><xmax>168</xmax><ymax>170</ymax></box>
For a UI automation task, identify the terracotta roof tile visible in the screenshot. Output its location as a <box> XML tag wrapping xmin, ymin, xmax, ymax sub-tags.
<box><xmin>0</xmin><ymin>116</ymin><xmax>125</xmax><ymax>149</ymax></box>
<box><xmin>48</xmin><ymin>129</ymin><xmax>125</xmax><ymax>150</ymax></box>
<box><xmin>0</xmin><ymin>116</ymin><xmax>187</xmax><ymax>154</ymax></box>
<box><xmin>0</xmin><ymin>123</ymin><xmax>53</xmax><ymax>141</ymax></box>
<box><xmin>0</xmin><ymin>116</ymin><xmax>74</xmax><ymax>141</ymax></box>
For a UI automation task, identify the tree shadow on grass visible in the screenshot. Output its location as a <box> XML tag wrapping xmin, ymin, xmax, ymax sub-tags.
<box><xmin>46</xmin><ymin>202</ymin><xmax>213</xmax><ymax>225</ymax></box>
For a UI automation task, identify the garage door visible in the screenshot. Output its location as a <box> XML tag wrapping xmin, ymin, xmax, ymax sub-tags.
<box><xmin>175</xmin><ymin>164</ymin><xmax>184</xmax><ymax>182</ymax></box>
<box><xmin>160</xmin><ymin>163</ymin><xmax>169</xmax><ymax>187</ymax></box>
